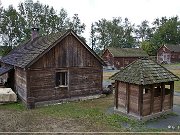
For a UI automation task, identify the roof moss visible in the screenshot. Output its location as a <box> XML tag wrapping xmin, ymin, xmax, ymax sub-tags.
<box><xmin>1</xmin><ymin>30</ymin><xmax>105</xmax><ymax>68</ymax></box>
<box><xmin>110</xmin><ymin>58</ymin><xmax>179</xmax><ymax>85</ymax></box>
<box><xmin>107</xmin><ymin>47</ymin><xmax>148</xmax><ymax>57</ymax></box>
<box><xmin>164</xmin><ymin>44</ymin><xmax>180</xmax><ymax>52</ymax></box>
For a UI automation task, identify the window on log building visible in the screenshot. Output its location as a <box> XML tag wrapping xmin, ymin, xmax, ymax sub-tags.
<box><xmin>56</xmin><ymin>72</ymin><xmax>68</xmax><ymax>87</ymax></box>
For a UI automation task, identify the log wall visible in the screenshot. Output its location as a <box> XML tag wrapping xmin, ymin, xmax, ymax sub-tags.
<box><xmin>27</xmin><ymin>34</ymin><xmax>102</xmax><ymax>104</ymax></box>
<box><xmin>117</xmin><ymin>82</ymin><xmax>139</xmax><ymax>114</ymax></box>
<box><xmin>15</xmin><ymin>67</ymin><xmax>27</xmax><ymax>102</ymax></box>
<box><xmin>129</xmin><ymin>84</ymin><xmax>139</xmax><ymax>114</ymax></box>
<box><xmin>117</xmin><ymin>82</ymin><xmax>126</xmax><ymax>109</ymax></box>
<box><xmin>142</xmin><ymin>92</ymin><xmax>151</xmax><ymax>116</ymax></box>
<box><xmin>31</xmin><ymin>35</ymin><xmax>101</xmax><ymax>69</ymax></box>
<box><xmin>116</xmin><ymin>81</ymin><xmax>173</xmax><ymax>118</ymax></box>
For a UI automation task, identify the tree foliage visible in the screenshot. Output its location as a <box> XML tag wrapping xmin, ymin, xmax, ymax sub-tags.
<box><xmin>1</xmin><ymin>0</ymin><xmax>180</xmax><ymax>57</ymax></box>
<box><xmin>135</xmin><ymin>20</ymin><xmax>153</xmax><ymax>41</ymax></box>
<box><xmin>0</xmin><ymin>0</ymin><xmax>86</xmax><ymax>55</ymax></box>
<box><xmin>93</xmin><ymin>17</ymin><xmax>135</xmax><ymax>51</ymax></box>
<box><xmin>90</xmin><ymin>23</ymin><xmax>96</xmax><ymax>50</ymax></box>
<box><xmin>143</xmin><ymin>16</ymin><xmax>180</xmax><ymax>55</ymax></box>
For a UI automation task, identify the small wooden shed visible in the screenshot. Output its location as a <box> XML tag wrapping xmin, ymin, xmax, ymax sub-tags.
<box><xmin>102</xmin><ymin>47</ymin><xmax>148</xmax><ymax>69</ymax></box>
<box><xmin>0</xmin><ymin>29</ymin><xmax>105</xmax><ymax>108</ymax></box>
<box><xmin>157</xmin><ymin>44</ymin><xmax>180</xmax><ymax>64</ymax></box>
<box><xmin>110</xmin><ymin>58</ymin><xmax>179</xmax><ymax>120</ymax></box>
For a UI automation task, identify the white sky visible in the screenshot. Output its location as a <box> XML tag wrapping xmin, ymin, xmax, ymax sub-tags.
<box><xmin>1</xmin><ymin>0</ymin><xmax>180</xmax><ymax>45</ymax></box>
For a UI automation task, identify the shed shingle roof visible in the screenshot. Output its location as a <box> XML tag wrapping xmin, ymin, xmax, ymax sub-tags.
<box><xmin>107</xmin><ymin>47</ymin><xmax>148</xmax><ymax>57</ymax></box>
<box><xmin>110</xmin><ymin>58</ymin><xmax>179</xmax><ymax>85</ymax></box>
<box><xmin>1</xmin><ymin>32</ymin><xmax>63</xmax><ymax>68</ymax></box>
<box><xmin>1</xmin><ymin>30</ymin><xmax>105</xmax><ymax>68</ymax></box>
<box><xmin>165</xmin><ymin>44</ymin><xmax>180</xmax><ymax>52</ymax></box>
<box><xmin>0</xmin><ymin>65</ymin><xmax>13</xmax><ymax>76</ymax></box>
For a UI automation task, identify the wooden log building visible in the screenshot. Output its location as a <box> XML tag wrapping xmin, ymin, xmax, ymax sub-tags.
<box><xmin>157</xmin><ymin>44</ymin><xmax>180</xmax><ymax>64</ymax></box>
<box><xmin>110</xmin><ymin>58</ymin><xmax>179</xmax><ymax>120</ymax></box>
<box><xmin>102</xmin><ymin>47</ymin><xmax>148</xmax><ymax>69</ymax></box>
<box><xmin>0</xmin><ymin>29</ymin><xmax>105</xmax><ymax>108</ymax></box>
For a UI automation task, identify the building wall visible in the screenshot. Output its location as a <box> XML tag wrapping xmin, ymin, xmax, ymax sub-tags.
<box><xmin>116</xmin><ymin>82</ymin><xmax>139</xmax><ymax>115</ymax></box>
<box><xmin>129</xmin><ymin>84</ymin><xmax>139</xmax><ymax>114</ymax></box>
<box><xmin>116</xmin><ymin>81</ymin><xmax>173</xmax><ymax>118</ymax></box>
<box><xmin>157</xmin><ymin>46</ymin><xmax>171</xmax><ymax>63</ymax></box>
<box><xmin>114</xmin><ymin>57</ymin><xmax>139</xmax><ymax>69</ymax></box>
<box><xmin>101</xmin><ymin>50</ymin><xmax>114</xmax><ymax>67</ymax></box>
<box><xmin>14</xmin><ymin>67</ymin><xmax>27</xmax><ymax>103</ymax></box>
<box><xmin>28</xmin><ymin>34</ymin><xmax>103</xmax><ymax>104</ymax></box>
<box><xmin>171</xmin><ymin>52</ymin><xmax>180</xmax><ymax>63</ymax></box>
<box><xmin>102</xmin><ymin>50</ymin><xmax>142</xmax><ymax>69</ymax></box>
<box><xmin>157</xmin><ymin>46</ymin><xmax>180</xmax><ymax>63</ymax></box>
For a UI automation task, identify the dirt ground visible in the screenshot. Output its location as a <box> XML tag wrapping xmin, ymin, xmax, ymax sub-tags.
<box><xmin>0</xmin><ymin>64</ymin><xmax>180</xmax><ymax>133</ymax></box>
<box><xmin>0</xmin><ymin>110</ymin><xmax>88</xmax><ymax>132</ymax></box>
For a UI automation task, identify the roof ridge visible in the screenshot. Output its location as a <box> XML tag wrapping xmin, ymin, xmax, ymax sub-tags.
<box><xmin>139</xmin><ymin>60</ymin><xmax>145</xmax><ymax>85</ymax></box>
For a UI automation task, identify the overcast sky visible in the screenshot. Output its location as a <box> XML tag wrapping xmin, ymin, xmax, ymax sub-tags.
<box><xmin>1</xmin><ymin>0</ymin><xmax>180</xmax><ymax>44</ymax></box>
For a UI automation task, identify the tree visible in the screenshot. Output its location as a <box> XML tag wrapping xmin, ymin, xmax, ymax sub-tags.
<box><xmin>139</xmin><ymin>16</ymin><xmax>180</xmax><ymax>56</ymax></box>
<box><xmin>0</xmin><ymin>0</ymin><xmax>86</xmax><ymax>56</ymax></box>
<box><xmin>135</xmin><ymin>20</ymin><xmax>153</xmax><ymax>41</ymax></box>
<box><xmin>56</xmin><ymin>8</ymin><xmax>69</xmax><ymax>32</ymax></box>
<box><xmin>94</xmin><ymin>18</ymin><xmax>109</xmax><ymax>50</ymax></box>
<box><xmin>149</xmin><ymin>16</ymin><xmax>180</xmax><ymax>55</ymax></box>
<box><xmin>90</xmin><ymin>23</ymin><xmax>96</xmax><ymax>50</ymax></box>
<box><xmin>94</xmin><ymin>17</ymin><xmax>135</xmax><ymax>51</ymax></box>
<box><xmin>122</xmin><ymin>18</ymin><xmax>136</xmax><ymax>48</ymax></box>
<box><xmin>68</xmin><ymin>14</ymin><xmax>85</xmax><ymax>36</ymax></box>
<box><xmin>140</xmin><ymin>41</ymin><xmax>155</xmax><ymax>55</ymax></box>
<box><xmin>0</xmin><ymin>5</ymin><xmax>26</xmax><ymax>49</ymax></box>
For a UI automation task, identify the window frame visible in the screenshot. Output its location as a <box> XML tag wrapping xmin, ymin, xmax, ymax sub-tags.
<box><xmin>55</xmin><ymin>70</ymin><xmax>68</xmax><ymax>88</ymax></box>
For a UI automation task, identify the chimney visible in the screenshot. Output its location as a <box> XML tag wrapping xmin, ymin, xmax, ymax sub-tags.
<box><xmin>31</xmin><ymin>27</ymin><xmax>39</xmax><ymax>40</ymax></box>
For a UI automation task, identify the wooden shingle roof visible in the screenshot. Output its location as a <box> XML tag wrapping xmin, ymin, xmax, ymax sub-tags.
<box><xmin>1</xmin><ymin>30</ymin><xmax>105</xmax><ymax>68</ymax></box>
<box><xmin>0</xmin><ymin>65</ymin><xmax>13</xmax><ymax>76</ymax></box>
<box><xmin>165</xmin><ymin>44</ymin><xmax>180</xmax><ymax>52</ymax></box>
<box><xmin>106</xmin><ymin>47</ymin><xmax>148</xmax><ymax>57</ymax></box>
<box><xmin>110</xmin><ymin>58</ymin><xmax>179</xmax><ymax>85</ymax></box>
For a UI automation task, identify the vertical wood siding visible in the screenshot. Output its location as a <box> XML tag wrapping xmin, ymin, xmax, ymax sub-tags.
<box><xmin>15</xmin><ymin>67</ymin><xmax>27</xmax><ymax>102</ymax></box>
<box><xmin>28</xmin><ymin>34</ymin><xmax>102</xmax><ymax>103</ymax></box>
<box><xmin>129</xmin><ymin>84</ymin><xmax>139</xmax><ymax>114</ymax></box>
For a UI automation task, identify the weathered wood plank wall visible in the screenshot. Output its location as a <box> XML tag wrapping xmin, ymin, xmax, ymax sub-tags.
<box><xmin>129</xmin><ymin>84</ymin><xmax>139</xmax><ymax>114</ymax></box>
<box><xmin>27</xmin><ymin>34</ymin><xmax>102</xmax><ymax>103</ymax></box>
<box><xmin>15</xmin><ymin>67</ymin><xmax>27</xmax><ymax>103</ymax></box>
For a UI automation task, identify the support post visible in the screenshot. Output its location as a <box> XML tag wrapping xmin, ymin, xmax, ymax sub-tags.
<box><xmin>150</xmin><ymin>84</ymin><xmax>154</xmax><ymax>114</ymax></box>
<box><xmin>170</xmin><ymin>81</ymin><xmax>174</xmax><ymax>109</ymax></box>
<box><xmin>126</xmin><ymin>83</ymin><xmax>129</xmax><ymax>113</ymax></box>
<box><xmin>115</xmin><ymin>81</ymin><xmax>118</xmax><ymax>109</ymax></box>
<box><xmin>139</xmin><ymin>85</ymin><xmax>143</xmax><ymax>117</ymax></box>
<box><xmin>161</xmin><ymin>83</ymin><xmax>165</xmax><ymax>111</ymax></box>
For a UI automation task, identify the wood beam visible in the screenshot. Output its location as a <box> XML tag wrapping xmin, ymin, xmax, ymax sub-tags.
<box><xmin>126</xmin><ymin>83</ymin><xmax>129</xmax><ymax>113</ymax></box>
<box><xmin>170</xmin><ymin>81</ymin><xmax>174</xmax><ymax>109</ymax></box>
<box><xmin>150</xmin><ymin>84</ymin><xmax>154</xmax><ymax>114</ymax></box>
<box><xmin>115</xmin><ymin>81</ymin><xmax>118</xmax><ymax>109</ymax></box>
<box><xmin>139</xmin><ymin>85</ymin><xmax>143</xmax><ymax>116</ymax></box>
<box><xmin>160</xmin><ymin>83</ymin><xmax>165</xmax><ymax>111</ymax></box>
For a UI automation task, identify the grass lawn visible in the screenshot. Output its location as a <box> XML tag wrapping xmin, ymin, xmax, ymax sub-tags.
<box><xmin>0</xmin><ymin>96</ymin><xmax>163</xmax><ymax>132</ymax></box>
<box><xmin>162</xmin><ymin>63</ymin><xmax>180</xmax><ymax>92</ymax></box>
<box><xmin>0</xmin><ymin>64</ymin><xmax>180</xmax><ymax>132</ymax></box>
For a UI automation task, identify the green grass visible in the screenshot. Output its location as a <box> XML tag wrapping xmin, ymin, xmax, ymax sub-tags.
<box><xmin>0</xmin><ymin>102</ymin><xmax>24</xmax><ymax>111</ymax></box>
<box><xmin>0</xmin><ymin>64</ymin><xmax>180</xmax><ymax>132</ymax></box>
<box><xmin>167</xmin><ymin>69</ymin><xmax>180</xmax><ymax>92</ymax></box>
<box><xmin>0</xmin><ymin>96</ymin><xmax>163</xmax><ymax>132</ymax></box>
